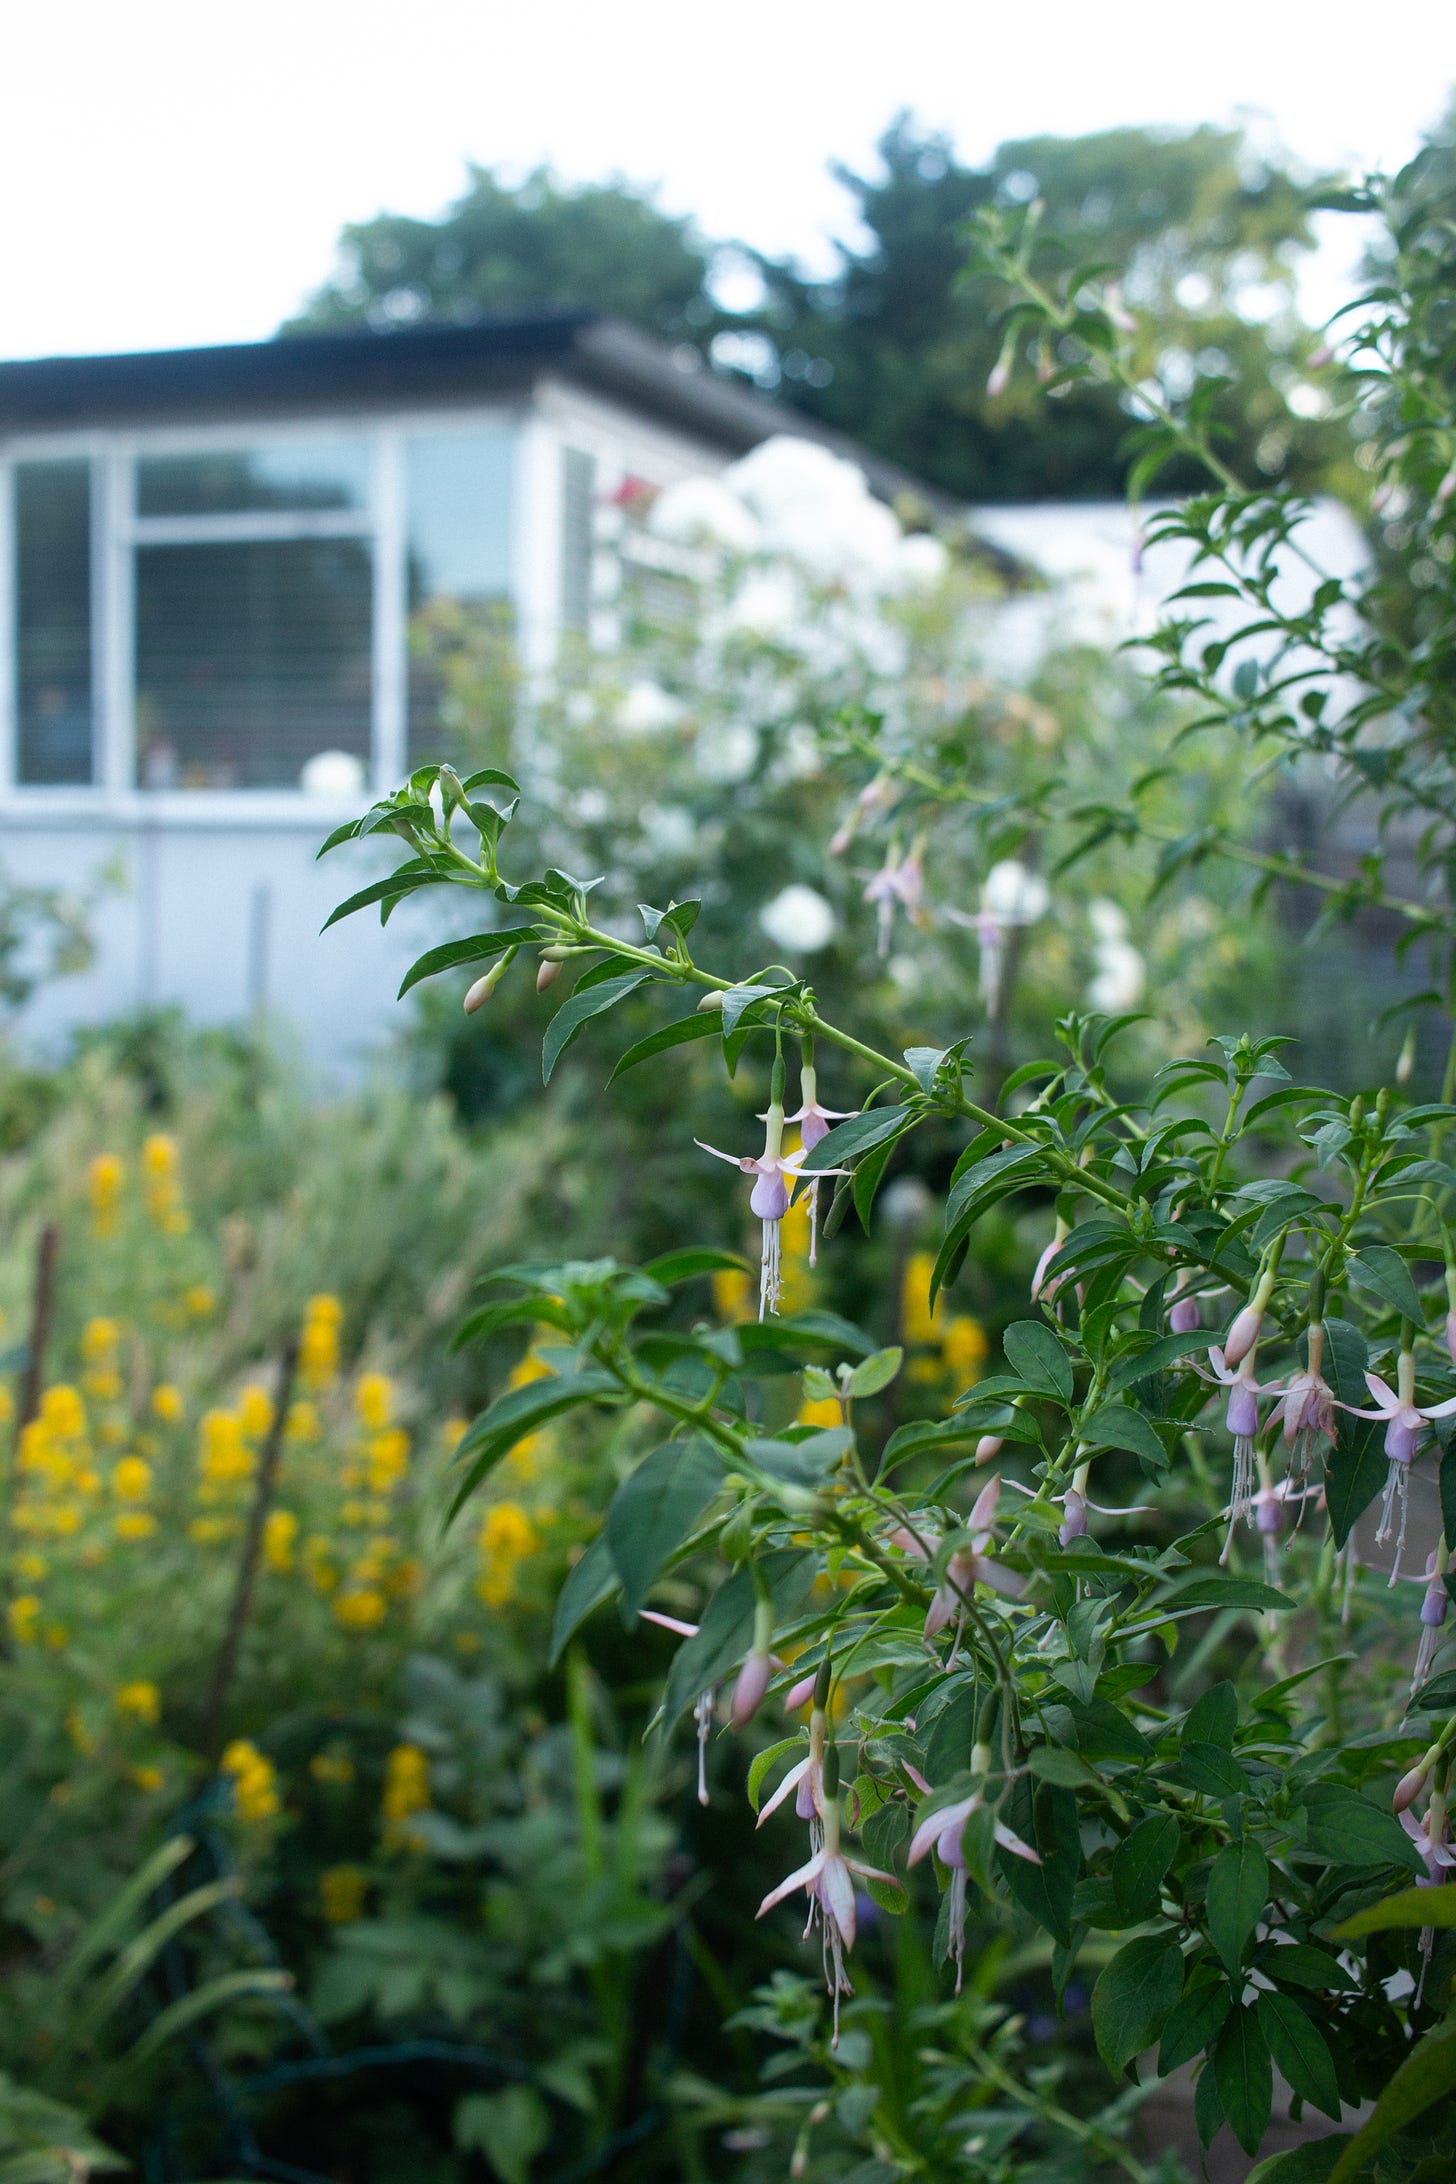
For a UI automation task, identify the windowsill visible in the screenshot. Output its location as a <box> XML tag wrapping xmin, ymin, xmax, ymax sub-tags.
<box><xmin>0</xmin><ymin>789</ymin><xmax>376</xmax><ymax>831</ymax></box>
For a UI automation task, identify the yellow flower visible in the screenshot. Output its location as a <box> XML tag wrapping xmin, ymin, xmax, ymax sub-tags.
<box><xmin>221</xmin><ymin>1739</ymin><xmax>280</xmax><ymax>1823</ymax></box>
<box><xmin>901</xmin><ymin>1251</ymin><xmax>942</xmax><ymax>1347</ymax></box>
<box><xmin>300</xmin><ymin>1295</ymin><xmax>343</xmax><ymax>1389</ymax></box>
<box><xmin>0</xmin><ymin>1386</ymin><xmax>13</xmax><ymax>1426</ymax></box>
<box><xmin>115</xmin><ymin>1680</ymin><xmax>161</xmax><ymax>1726</ymax></box>
<box><xmin>508</xmin><ymin>1350</ymin><xmax>552</xmax><ymax>1391</ymax></box>
<box><xmin>142</xmin><ymin>1132</ymin><xmax>178</xmax><ymax>1181</ymax></box>
<box><xmin>711</xmin><ymin>1265</ymin><xmax>754</xmax><ymax>1323</ymax></box>
<box><xmin>185</xmin><ymin>1286</ymin><xmax>215</xmax><ymax>1319</ymax></box>
<box><xmin>310</xmin><ymin>1752</ymin><xmax>355</xmax><ymax>1785</ymax></box>
<box><xmin>151</xmin><ymin>1384</ymin><xmax>184</xmax><ymax>1424</ymax></box>
<box><xmin>74</xmin><ymin>1466</ymin><xmax>102</xmax><ymax>1495</ymax></box>
<box><xmin>40</xmin><ymin>1385</ymin><xmax>85</xmax><ymax>1440</ymax></box>
<box><xmin>15</xmin><ymin>1553</ymin><xmax>47</xmax><ymax>1583</ymax></box>
<box><xmin>334</xmin><ymin>1587</ymin><xmax>387</xmax><ymax>1632</ymax></box>
<box><xmin>263</xmin><ymin>1509</ymin><xmax>298</xmax><ymax>1572</ymax></box>
<box><xmin>320</xmin><ymin>1864</ymin><xmax>368</xmax><ymax>1924</ymax></box>
<box><xmin>82</xmin><ymin>1317</ymin><xmax>121</xmax><ymax>1362</ymax></box>
<box><xmin>475</xmin><ymin>1500</ymin><xmax>539</xmax><ymax>1610</ymax></box>
<box><xmin>355</xmin><ymin>1373</ymin><xmax>394</xmax><ymax>1432</ymax></box>
<box><xmin>198</xmin><ymin>1410</ymin><xmax>253</xmax><ymax>1486</ymax></box>
<box><xmin>116</xmin><ymin>1511</ymin><xmax>156</xmax><ymax>1541</ymax></box>
<box><xmin>441</xmin><ymin>1415</ymin><xmax>468</xmax><ymax>1454</ymax></box>
<box><xmin>797</xmin><ymin>1395</ymin><xmax>843</xmax><ymax>1429</ymax></box>
<box><xmin>366</xmin><ymin>1428</ymin><xmax>410</xmax><ymax>1494</ymax></box>
<box><xmin>83</xmin><ymin>1370</ymin><xmax>122</xmax><ymax>1401</ymax></box>
<box><xmin>941</xmin><ymin>1315</ymin><xmax>988</xmax><ymax>1381</ymax></box>
<box><xmin>65</xmin><ymin>1709</ymin><xmax>94</xmax><ymax>1755</ymax></box>
<box><xmin>88</xmin><ymin>1153</ymin><xmax>125</xmax><ymax>1237</ymax></box>
<box><xmin>238</xmin><ymin>1385</ymin><xmax>274</xmax><ymax>1439</ymax></box>
<box><xmin>142</xmin><ymin>1135</ymin><xmax>187</xmax><ymax>1232</ymax></box>
<box><xmin>188</xmin><ymin>1515</ymin><xmax>235</xmax><ymax>1545</ymax></box>
<box><xmin>113</xmin><ymin>1457</ymin><xmax>153</xmax><ymax>1502</ymax></box>
<box><xmin>11</xmin><ymin>1593</ymin><xmax>45</xmax><ymax>1644</ymax></box>
<box><xmin>381</xmin><ymin>1743</ymin><xmax>429</xmax><ymax>1826</ymax></box>
<box><xmin>49</xmin><ymin>1505</ymin><xmax>81</xmax><ymax>1537</ymax></box>
<box><xmin>129</xmin><ymin>1765</ymin><xmax>165</xmax><ymax>1794</ymax></box>
<box><xmin>285</xmin><ymin>1400</ymin><xmax>321</xmax><ymax>1443</ymax></box>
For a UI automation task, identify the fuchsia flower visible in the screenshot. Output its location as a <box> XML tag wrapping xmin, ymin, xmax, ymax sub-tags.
<box><xmin>784</xmin><ymin>1063</ymin><xmax>857</xmax><ymax>1265</ymax></box>
<box><xmin>1169</xmin><ymin>1292</ymin><xmax>1203</xmax><ymax>1336</ymax></box>
<box><xmin>1206</xmin><ymin>1344</ymin><xmax>1266</xmax><ymax>1527</ymax></box>
<box><xmin>1276</xmin><ymin>1345</ymin><xmax>1336</xmax><ymax>1486</ymax></box>
<box><xmin>757</xmin><ymin>1775</ymin><xmax>894</xmax><ymax>2044</ymax></box>
<box><xmin>1411</xmin><ymin>1552</ymin><xmax>1450</xmax><ymax>1697</ymax></box>
<box><xmin>1004</xmin><ymin>1470</ymin><xmax>1150</xmax><ymax>1547</ymax></box>
<box><xmin>862</xmin><ymin>842</ymin><xmax>924</xmax><ymax>957</ymax></box>
<box><xmin>1346</xmin><ymin>1354</ymin><xmax>1456</xmax><ymax>1577</ymax></box>
<box><xmin>1398</xmin><ymin>1784</ymin><xmax>1456</xmax><ymax>2002</ymax></box>
<box><xmin>1030</xmin><ymin>1221</ymin><xmax>1070</xmax><ymax>1304</ymax></box>
<box><xmin>895</xmin><ymin>1477</ymin><xmax>1024</xmax><ymax>1643</ymax></box>
<box><xmin>906</xmin><ymin>1748</ymin><xmax>1040</xmax><ymax>1992</ymax></box>
<box><xmin>1222</xmin><ymin>1465</ymin><xmax>1317</xmax><ymax>1582</ymax></box>
<box><xmin>698</xmin><ymin>1068</ymin><xmax>848</xmax><ymax>1316</ymax></box>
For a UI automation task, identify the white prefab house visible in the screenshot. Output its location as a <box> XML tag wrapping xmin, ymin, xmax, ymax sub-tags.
<box><xmin>0</xmin><ymin>313</ymin><xmax>942</xmax><ymax>1065</ymax></box>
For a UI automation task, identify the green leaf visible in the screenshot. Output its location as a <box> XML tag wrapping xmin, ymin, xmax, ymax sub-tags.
<box><xmin>1257</xmin><ymin>1992</ymin><xmax>1341</xmax><ymax>2120</ymax></box>
<box><xmin>1327</xmin><ymin>2014</ymin><xmax>1456</xmax><ymax>2183</ymax></box>
<box><xmin>605</xmin><ymin>1440</ymin><xmax>724</xmax><ymax>1616</ymax></box>
<box><xmin>1026</xmin><ymin>1745</ymin><xmax>1103</xmax><ymax>1792</ymax></box>
<box><xmin>1080</xmin><ymin>1402</ymin><xmax>1166</xmax><ymax>1467</ymax></box>
<box><xmin>1184</xmin><ymin>1681</ymin><xmax>1238</xmax><ymax>1749</ymax></box>
<box><xmin>1302</xmin><ymin>1789</ymin><xmax>1422</xmax><ymax>1872</ymax></box>
<box><xmin>1003</xmin><ymin>1321</ymin><xmax>1074</xmax><ymax>1401</ymax></box>
<box><xmin>1158</xmin><ymin>1979</ymin><xmax>1232</xmax><ymax>2073</ymax></box>
<box><xmin>1216</xmin><ymin>2003</ymin><xmax>1273</xmax><ymax>2159</ymax></box>
<box><xmin>1321</xmin><ymin>1318</ymin><xmax>1385</xmax><ymax>1547</ymax></box>
<box><xmin>1157</xmin><ymin>1571</ymin><xmax>1295</xmax><ymax>1615</ymax></box>
<box><xmin>846</xmin><ymin>1347</ymin><xmax>903</xmax><ymax>1400</ymax></box>
<box><xmin>1112</xmin><ymin>1813</ymin><xmax>1179</xmax><ymax>1919</ymax></box>
<box><xmin>800</xmin><ymin>1105</ymin><xmax>916</xmax><ymax>1173</ymax></box>
<box><xmin>321</xmin><ymin>861</ymin><xmax>447</xmax><ymax>930</ymax></box>
<box><xmin>720</xmin><ymin>982</ymin><xmax>781</xmax><ymax>1034</ymax></box>
<box><xmin>1256</xmin><ymin>1942</ymin><xmax>1355</xmax><ymax>1992</ymax></box>
<box><xmin>543</xmin><ymin>971</ymin><xmax>654</xmax><ymax>1083</ymax></box>
<box><xmin>549</xmin><ymin>1534</ymin><xmax>620</xmax><ymax>1665</ymax></box>
<box><xmin>1091</xmin><ymin>1935</ymin><xmax>1184</xmax><ymax>2076</ymax></box>
<box><xmin>748</xmin><ymin>1737</ymin><xmax>805</xmax><ymax>1814</ymax></box>
<box><xmin>1331</xmin><ymin>1883</ymin><xmax>1456</xmax><ymax>1936</ymax></box>
<box><xmin>129</xmin><ymin>1968</ymin><xmax>293</xmax><ymax>2062</ymax></box>
<box><xmin>743</xmin><ymin>1428</ymin><xmax>853</xmax><ymax>1489</ymax></box>
<box><xmin>454</xmin><ymin>2086</ymin><xmax>549</xmax><ymax>2184</ymax></box>
<box><xmin>1106</xmin><ymin>1331</ymin><xmax>1210</xmax><ymax>1393</ymax></box>
<box><xmin>1207</xmin><ymin>1838</ymin><xmax>1269</xmax><ymax>1974</ymax></box>
<box><xmin>607</xmin><ymin>1011</ymin><xmax>719</xmax><ymax>1082</ymax></box>
<box><xmin>1246</xmin><ymin>2140</ymin><xmax>1354</xmax><ymax>2184</ymax></box>
<box><xmin>1348</xmin><ymin>1245</ymin><xmax>1427</xmax><ymax>1326</ymax></box>
<box><xmin>1177</xmin><ymin>1743</ymin><xmax>1252</xmax><ymax>1798</ymax></box>
<box><xmin>397</xmin><ymin>926</ymin><xmax>539</xmax><ymax>998</ymax></box>
<box><xmin>449</xmin><ymin>1370</ymin><xmax>623</xmax><ymax>1516</ymax></box>
<box><xmin>642</xmin><ymin>1247</ymin><xmax>751</xmax><ymax>1286</ymax></box>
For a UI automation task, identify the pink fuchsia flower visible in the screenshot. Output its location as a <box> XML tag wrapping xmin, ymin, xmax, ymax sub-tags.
<box><xmin>828</xmin><ymin>772</ymin><xmax>900</xmax><ymax>857</ymax></box>
<box><xmin>1346</xmin><ymin>1353</ymin><xmax>1456</xmax><ymax>1577</ymax></box>
<box><xmin>758</xmin><ymin>1694</ymin><xmax>829</xmax><ymax>1831</ymax></box>
<box><xmin>906</xmin><ymin>1746</ymin><xmax>1040</xmax><ymax>1992</ymax></box>
<box><xmin>895</xmin><ymin>1477</ymin><xmax>1024</xmax><ymax>1643</ymax></box>
<box><xmin>757</xmin><ymin>1792</ymin><xmax>894</xmax><ymax>2044</ymax></box>
<box><xmin>862</xmin><ymin>840</ymin><xmax>925</xmax><ymax>958</ymax></box>
<box><xmin>785</xmin><ymin>1062</ymin><xmax>857</xmax><ymax>1266</ymax></box>
<box><xmin>1002</xmin><ymin>1466</ymin><xmax>1150</xmax><ymax>1547</ymax></box>
<box><xmin>697</xmin><ymin>1070</ymin><xmax>848</xmax><ymax>1317</ymax></box>
<box><xmin>1398</xmin><ymin>1783</ymin><xmax>1456</xmax><ymax>2002</ymax></box>
<box><xmin>640</xmin><ymin>1610</ymin><xmax>716</xmax><ymax>1806</ymax></box>
<box><xmin>1205</xmin><ymin>1344</ymin><xmax>1269</xmax><ymax>1527</ymax></box>
<box><xmin>1030</xmin><ymin>1219</ymin><xmax>1070</xmax><ymax>1304</ymax></box>
<box><xmin>1221</xmin><ymin>1459</ymin><xmax>1316</xmax><ymax>1581</ymax></box>
<box><xmin>1407</xmin><ymin>1549</ymin><xmax>1451</xmax><ymax>1698</ymax></box>
<box><xmin>1169</xmin><ymin>1291</ymin><xmax>1203</xmax><ymax>1336</ymax></box>
<box><xmin>1275</xmin><ymin>1327</ymin><xmax>1336</xmax><ymax>1487</ymax></box>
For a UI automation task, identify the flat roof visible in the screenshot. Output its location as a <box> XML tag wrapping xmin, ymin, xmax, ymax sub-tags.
<box><xmin>0</xmin><ymin>311</ymin><xmax>953</xmax><ymax>513</ymax></box>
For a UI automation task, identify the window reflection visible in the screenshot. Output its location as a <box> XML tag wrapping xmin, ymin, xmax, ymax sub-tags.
<box><xmin>137</xmin><ymin>439</ymin><xmax>370</xmax><ymax>518</ymax></box>
<box><xmin>15</xmin><ymin>460</ymin><xmax>93</xmax><ymax>785</ymax></box>
<box><xmin>405</xmin><ymin>428</ymin><xmax>515</xmax><ymax>763</ymax></box>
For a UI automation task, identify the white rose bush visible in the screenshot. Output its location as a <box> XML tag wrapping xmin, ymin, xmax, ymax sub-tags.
<box><xmin>324</xmin><ymin>146</ymin><xmax>1456</xmax><ymax>2181</ymax></box>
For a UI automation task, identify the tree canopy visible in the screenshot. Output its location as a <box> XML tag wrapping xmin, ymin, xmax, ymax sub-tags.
<box><xmin>285</xmin><ymin>118</ymin><xmax>1343</xmax><ymax>501</ymax></box>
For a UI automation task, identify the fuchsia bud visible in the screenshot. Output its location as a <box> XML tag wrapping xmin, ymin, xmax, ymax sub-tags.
<box><xmin>731</xmin><ymin>1649</ymin><xmax>775</xmax><ymax>1730</ymax></box>
<box><xmin>1446</xmin><ymin>1311</ymin><xmax>1456</xmax><ymax>1369</ymax></box>
<box><xmin>986</xmin><ymin>357</ymin><xmax>1011</xmax><ymax>400</ymax></box>
<box><xmin>536</xmin><ymin>957</ymin><xmax>562</xmax><ymax>993</ymax></box>
<box><xmin>974</xmin><ymin>1434</ymin><xmax>1004</xmax><ymax>1466</ymax></box>
<box><xmin>1059</xmin><ymin>1488</ymin><xmax>1088</xmax><ymax>1545</ymax></box>
<box><xmin>1169</xmin><ymin>1294</ymin><xmax>1202</xmax><ymax>1335</ymax></box>
<box><xmin>783</xmin><ymin>1670</ymin><xmax>818</xmax><ymax>1713</ymax></box>
<box><xmin>1224</xmin><ymin>1263</ymin><xmax>1278</xmax><ymax>1366</ymax></box>
<box><xmin>463</xmin><ymin>961</ymin><xmax>507</xmax><ymax>1013</ymax></box>
<box><xmin>1396</xmin><ymin>1759</ymin><xmax>1433</xmax><ymax>1813</ymax></box>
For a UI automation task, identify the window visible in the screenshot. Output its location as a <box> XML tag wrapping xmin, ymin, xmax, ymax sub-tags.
<box><xmin>404</xmin><ymin>427</ymin><xmax>515</xmax><ymax>763</ymax></box>
<box><xmin>560</xmin><ymin>447</ymin><xmax>596</xmax><ymax>636</ymax></box>
<box><xmin>14</xmin><ymin>459</ymin><xmax>93</xmax><ymax>784</ymax></box>
<box><xmin>3</xmin><ymin>418</ymin><xmax>530</xmax><ymax>798</ymax></box>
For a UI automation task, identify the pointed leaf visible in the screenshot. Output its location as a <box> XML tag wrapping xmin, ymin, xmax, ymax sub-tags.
<box><xmin>1207</xmin><ymin>1837</ymin><xmax>1268</xmax><ymax>1974</ymax></box>
<box><xmin>1159</xmin><ymin>1979</ymin><xmax>1232</xmax><ymax>2073</ymax></box>
<box><xmin>1091</xmin><ymin>1935</ymin><xmax>1184</xmax><ymax>2076</ymax></box>
<box><xmin>1112</xmin><ymin>1813</ymin><xmax>1179</xmax><ymax>1919</ymax></box>
<box><xmin>607</xmin><ymin>1011</ymin><xmax>719</xmax><ymax>1081</ymax></box>
<box><xmin>1347</xmin><ymin>1245</ymin><xmax>1426</xmax><ymax>1327</ymax></box>
<box><xmin>543</xmin><ymin>971</ymin><xmax>654</xmax><ymax>1083</ymax></box>
<box><xmin>1003</xmin><ymin>1321</ymin><xmax>1074</xmax><ymax>1401</ymax></box>
<box><xmin>1215</xmin><ymin>2003</ymin><xmax>1273</xmax><ymax>2158</ymax></box>
<box><xmin>605</xmin><ymin>1440</ymin><xmax>724</xmax><ymax>1615</ymax></box>
<box><xmin>1321</xmin><ymin>1317</ymin><xmax>1385</xmax><ymax>1546</ymax></box>
<box><xmin>800</xmin><ymin>1104</ymin><xmax>916</xmax><ymax>1173</ymax></box>
<box><xmin>1257</xmin><ymin>1992</ymin><xmax>1341</xmax><ymax>2120</ymax></box>
<box><xmin>549</xmin><ymin>1533</ymin><xmax>620</xmax><ymax>1665</ymax></box>
<box><xmin>398</xmin><ymin>926</ymin><xmax>539</xmax><ymax>998</ymax></box>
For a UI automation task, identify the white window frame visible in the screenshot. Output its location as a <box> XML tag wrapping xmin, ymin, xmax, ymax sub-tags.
<box><xmin>0</xmin><ymin>403</ymin><xmax>533</xmax><ymax>825</ymax></box>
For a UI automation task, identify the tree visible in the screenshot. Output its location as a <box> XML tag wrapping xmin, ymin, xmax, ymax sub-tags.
<box><xmin>746</xmin><ymin>115</ymin><xmax>1344</xmax><ymax>499</ymax></box>
<box><xmin>284</xmin><ymin>163</ymin><xmax>715</xmax><ymax>341</ymax></box>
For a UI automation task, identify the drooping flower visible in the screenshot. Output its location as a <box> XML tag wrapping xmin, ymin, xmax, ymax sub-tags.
<box><xmin>1346</xmin><ymin>1354</ymin><xmax>1456</xmax><ymax>1578</ymax></box>
<box><xmin>1206</xmin><ymin>1344</ymin><xmax>1267</xmax><ymax>1534</ymax></box>
<box><xmin>757</xmin><ymin>1784</ymin><xmax>894</xmax><ymax>2044</ymax></box>
<box><xmin>784</xmin><ymin>1061</ymin><xmax>857</xmax><ymax>1266</ymax></box>
<box><xmin>1399</xmin><ymin>1782</ymin><xmax>1456</xmax><ymax>2002</ymax></box>
<box><xmin>1275</xmin><ymin>1324</ymin><xmax>1337</xmax><ymax>1489</ymax></box>
<box><xmin>906</xmin><ymin>1746</ymin><xmax>1040</xmax><ymax>1991</ymax></box>
<box><xmin>640</xmin><ymin>1610</ymin><xmax>715</xmax><ymax>1806</ymax></box>
<box><xmin>1030</xmin><ymin>1219</ymin><xmax>1070</xmax><ymax>1304</ymax></box>
<box><xmin>862</xmin><ymin>840</ymin><xmax>925</xmax><ymax>958</ymax></box>
<box><xmin>1409</xmin><ymin>1548</ymin><xmax>1451</xmax><ymax>1698</ymax></box>
<box><xmin>1221</xmin><ymin>1452</ymin><xmax>1316</xmax><ymax>1582</ymax></box>
<box><xmin>895</xmin><ymin>1477</ymin><xmax>1023</xmax><ymax>1644</ymax></box>
<box><xmin>698</xmin><ymin>1063</ymin><xmax>846</xmax><ymax>1317</ymax></box>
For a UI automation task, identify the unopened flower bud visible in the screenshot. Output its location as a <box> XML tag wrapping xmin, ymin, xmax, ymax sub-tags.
<box><xmin>974</xmin><ymin>1435</ymin><xmax>1004</xmax><ymax>1466</ymax></box>
<box><xmin>1395</xmin><ymin>1748</ymin><xmax>1440</xmax><ymax>1812</ymax></box>
<box><xmin>1307</xmin><ymin>343</ymin><xmax>1334</xmax><ymax>369</ymax></box>
<box><xmin>463</xmin><ymin>962</ymin><xmax>507</xmax><ymax>1014</ymax></box>
<box><xmin>1059</xmin><ymin>1488</ymin><xmax>1088</xmax><ymax>1545</ymax></box>
<box><xmin>986</xmin><ymin>358</ymin><xmax>1011</xmax><ymax>401</ymax></box>
<box><xmin>1169</xmin><ymin>1294</ymin><xmax>1202</xmax><ymax>1335</ymax></box>
<box><xmin>783</xmin><ymin>1669</ymin><xmax>817</xmax><ymax>1712</ymax></box>
<box><xmin>696</xmin><ymin>990</ymin><xmax>725</xmax><ymax>1013</ymax></box>
<box><xmin>1223</xmin><ymin>1302</ymin><xmax>1264</xmax><ymax>1366</ymax></box>
<box><xmin>536</xmin><ymin>956</ymin><xmax>562</xmax><ymax>993</ymax></box>
<box><xmin>731</xmin><ymin>1648</ymin><xmax>774</xmax><ymax>1730</ymax></box>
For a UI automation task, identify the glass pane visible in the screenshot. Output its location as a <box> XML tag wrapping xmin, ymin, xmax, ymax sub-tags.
<box><xmin>134</xmin><ymin>539</ymin><xmax>372</xmax><ymax>790</ymax></box>
<box><xmin>14</xmin><ymin>459</ymin><xmax>93</xmax><ymax>784</ymax></box>
<box><xmin>405</xmin><ymin>428</ymin><xmax>515</xmax><ymax>762</ymax></box>
<box><xmin>136</xmin><ymin>438</ymin><xmax>369</xmax><ymax>517</ymax></box>
<box><xmin>560</xmin><ymin>447</ymin><xmax>597</xmax><ymax>634</ymax></box>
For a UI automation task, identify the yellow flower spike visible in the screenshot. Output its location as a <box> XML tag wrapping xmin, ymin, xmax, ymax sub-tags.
<box><xmin>7</xmin><ymin>1596</ymin><xmax>41</xmax><ymax>1644</ymax></box>
<box><xmin>441</xmin><ymin>1416</ymin><xmax>468</xmax><ymax>1454</ymax></box>
<box><xmin>87</xmin><ymin>1153</ymin><xmax>125</xmax><ymax>1238</ymax></box>
<box><xmin>299</xmin><ymin>1295</ymin><xmax>342</xmax><ymax>1390</ymax></box>
<box><xmin>82</xmin><ymin>1318</ymin><xmax>121</xmax><ymax>1363</ymax></box>
<box><xmin>221</xmin><ymin>1740</ymin><xmax>281</xmax><ymax>1823</ymax></box>
<box><xmin>941</xmin><ymin>1315</ymin><xmax>988</xmax><ymax>1381</ymax></box>
<box><xmin>112</xmin><ymin>1457</ymin><xmax>152</xmax><ymax>1501</ymax></box>
<box><xmin>115</xmin><ymin>1680</ymin><xmax>161</xmax><ymax>1726</ymax></box>
<box><xmin>198</xmin><ymin>1410</ymin><xmax>253</xmax><ymax>1486</ymax></box>
<box><xmin>900</xmin><ymin>1250</ymin><xmax>942</xmax><ymax>1347</ymax></box>
<box><xmin>184</xmin><ymin>1286</ymin><xmax>215</xmax><ymax>1319</ymax></box>
<box><xmin>381</xmin><ymin>1743</ymin><xmax>430</xmax><ymax>1828</ymax></box>
<box><xmin>711</xmin><ymin>1266</ymin><xmax>754</xmax><ymax>1324</ymax></box>
<box><xmin>238</xmin><ymin>1385</ymin><xmax>275</xmax><ymax>1439</ymax></box>
<box><xmin>151</xmin><ymin>1385</ymin><xmax>185</xmax><ymax>1426</ymax></box>
<box><xmin>355</xmin><ymin>1373</ymin><xmax>395</xmax><ymax>1432</ymax></box>
<box><xmin>320</xmin><ymin>1864</ymin><xmax>368</xmax><ymax>1924</ymax></box>
<box><xmin>263</xmin><ymin>1509</ymin><xmax>298</xmax><ymax>1572</ymax></box>
<box><xmin>40</xmin><ymin>1386</ymin><xmax>85</xmax><ymax>1440</ymax></box>
<box><xmin>284</xmin><ymin>1400</ymin><xmax>322</xmax><ymax>1443</ymax></box>
<box><xmin>129</xmin><ymin>1765</ymin><xmax>165</xmax><ymax>1795</ymax></box>
<box><xmin>116</xmin><ymin>1512</ymin><xmax>156</xmax><ymax>1541</ymax></box>
<box><xmin>141</xmin><ymin>1133</ymin><xmax>178</xmax><ymax>1181</ymax></box>
<box><xmin>334</xmin><ymin>1587</ymin><xmax>387</xmax><ymax>1632</ymax></box>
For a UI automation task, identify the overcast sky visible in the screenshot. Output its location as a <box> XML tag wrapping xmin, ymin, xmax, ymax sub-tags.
<box><xmin>2</xmin><ymin>0</ymin><xmax>1452</xmax><ymax>360</ymax></box>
